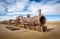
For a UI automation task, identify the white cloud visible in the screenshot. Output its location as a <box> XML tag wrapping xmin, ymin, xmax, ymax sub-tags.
<box><xmin>7</xmin><ymin>0</ymin><xmax>29</xmax><ymax>12</ymax></box>
<box><xmin>7</xmin><ymin>2</ymin><xmax>25</xmax><ymax>12</ymax></box>
<box><xmin>41</xmin><ymin>0</ymin><xmax>59</xmax><ymax>4</ymax></box>
<box><xmin>5</xmin><ymin>0</ymin><xmax>16</xmax><ymax>4</ymax></box>
<box><xmin>7</xmin><ymin>11</ymin><xmax>36</xmax><ymax>16</ymax></box>
<box><xmin>0</xmin><ymin>5</ymin><xmax>6</xmax><ymax>13</ymax></box>
<box><xmin>28</xmin><ymin>1</ymin><xmax>60</xmax><ymax>15</ymax></box>
<box><xmin>0</xmin><ymin>0</ymin><xmax>60</xmax><ymax>21</ymax></box>
<box><xmin>0</xmin><ymin>16</ymin><xmax>17</xmax><ymax>21</ymax></box>
<box><xmin>7</xmin><ymin>0</ymin><xmax>60</xmax><ymax>16</ymax></box>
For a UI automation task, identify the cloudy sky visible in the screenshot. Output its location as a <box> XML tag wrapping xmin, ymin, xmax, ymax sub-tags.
<box><xmin>0</xmin><ymin>0</ymin><xmax>60</xmax><ymax>21</ymax></box>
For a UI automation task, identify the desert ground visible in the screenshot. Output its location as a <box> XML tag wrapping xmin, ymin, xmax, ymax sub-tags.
<box><xmin>0</xmin><ymin>21</ymin><xmax>60</xmax><ymax>39</ymax></box>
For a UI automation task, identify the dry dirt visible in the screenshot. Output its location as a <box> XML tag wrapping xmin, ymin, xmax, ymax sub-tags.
<box><xmin>0</xmin><ymin>23</ymin><xmax>60</xmax><ymax>39</ymax></box>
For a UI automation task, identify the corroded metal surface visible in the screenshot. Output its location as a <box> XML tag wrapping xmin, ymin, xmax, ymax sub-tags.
<box><xmin>40</xmin><ymin>15</ymin><xmax>46</xmax><ymax>25</ymax></box>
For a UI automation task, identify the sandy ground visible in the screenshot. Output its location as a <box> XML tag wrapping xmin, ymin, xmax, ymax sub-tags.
<box><xmin>0</xmin><ymin>22</ymin><xmax>60</xmax><ymax>39</ymax></box>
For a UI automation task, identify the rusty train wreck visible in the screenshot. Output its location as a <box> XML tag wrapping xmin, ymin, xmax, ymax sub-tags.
<box><xmin>2</xmin><ymin>9</ymin><xmax>47</xmax><ymax>32</ymax></box>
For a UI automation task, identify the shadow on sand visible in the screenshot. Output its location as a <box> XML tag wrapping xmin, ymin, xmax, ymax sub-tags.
<box><xmin>47</xmin><ymin>28</ymin><xmax>54</xmax><ymax>32</ymax></box>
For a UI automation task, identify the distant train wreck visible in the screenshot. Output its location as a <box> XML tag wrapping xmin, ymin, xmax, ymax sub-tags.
<box><xmin>1</xmin><ymin>9</ymin><xmax>47</xmax><ymax>32</ymax></box>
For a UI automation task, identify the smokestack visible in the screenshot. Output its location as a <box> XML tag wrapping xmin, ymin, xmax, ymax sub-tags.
<box><xmin>39</xmin><ymin>9</ymin><xmax>41</xmax><ymax>17</ymax></box>
<box><xmin>26</xmin><ymin>14</ymin><xmax>30</xmax><ymax>18</ymax></box>
<box><xmin>38</xmin><ymin>9</ymin><xmax>41</xmax><ymax>25</ymax></box>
